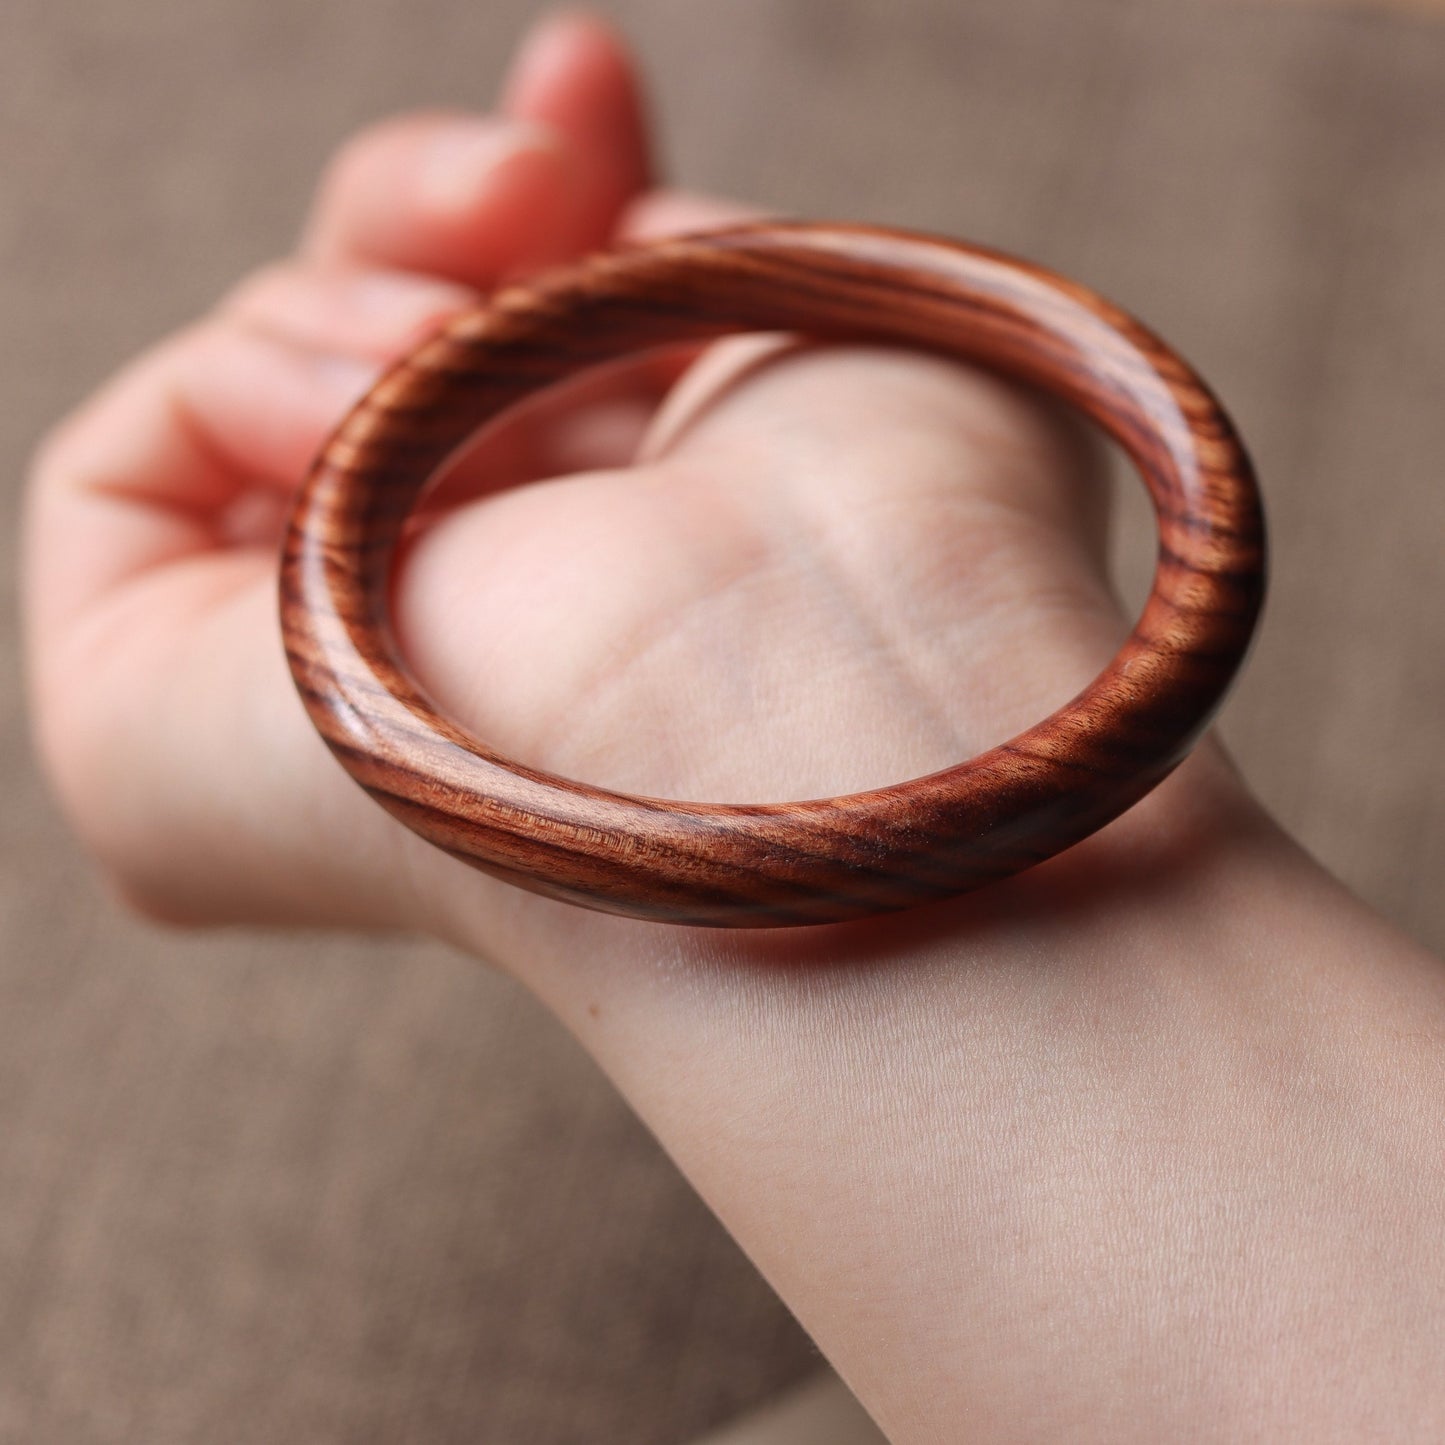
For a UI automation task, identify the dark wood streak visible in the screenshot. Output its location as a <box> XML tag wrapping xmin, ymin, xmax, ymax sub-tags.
<box><xmin>279</xmin><ymin>223</ymin><xmax>1267</xmax><ymax>928</ymax></box>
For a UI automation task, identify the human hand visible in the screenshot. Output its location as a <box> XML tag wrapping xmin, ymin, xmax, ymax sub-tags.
<box><xmin>25</xmin><ymin>10</ymin><xmax>1223</xmax><ymax>953</ymax></box>
<box><xmin>26</xmin><ymin>11</ymin><xmax>683</xmax><ymax>933</ymax></box>
<box><xmin>29</xmin><ymin>15</ymin><xmax>1445</xmax><ymax>1442</ymax></box>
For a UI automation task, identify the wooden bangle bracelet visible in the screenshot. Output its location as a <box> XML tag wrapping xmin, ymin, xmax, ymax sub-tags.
<box><xmin>280</xmin><ymin>223</ymin><xmax>1266</xmax><ymax>928</ymax></box>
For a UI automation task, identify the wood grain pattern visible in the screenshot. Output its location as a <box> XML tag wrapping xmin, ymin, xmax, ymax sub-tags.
<box><xmin>280</xmin><ymin>223</ymin><xmax>1266</xmax><ymax>927</ymax></box>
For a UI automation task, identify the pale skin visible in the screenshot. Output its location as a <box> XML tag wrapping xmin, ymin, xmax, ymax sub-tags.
<box><xmin>22</xmin><ymin>13</ymin><xmax>1445</xmax><ymax>1442</ymax></box>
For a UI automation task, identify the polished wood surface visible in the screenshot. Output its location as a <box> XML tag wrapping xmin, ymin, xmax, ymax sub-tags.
<box><xmin>280</xmin><ymin>224</ymin><xmax>1266</xmax><ymax>927</ymax></box>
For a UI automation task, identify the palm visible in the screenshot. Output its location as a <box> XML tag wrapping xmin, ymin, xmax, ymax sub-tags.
<box><xmin>400</xmin><ymin>341</ymin><xmax>1112</xmax><ymax>808</ymax></box>
<box><xmin>376</xmin><ymin>331</ymin><xmax>1132</xmax><ymax>950</ymax></box>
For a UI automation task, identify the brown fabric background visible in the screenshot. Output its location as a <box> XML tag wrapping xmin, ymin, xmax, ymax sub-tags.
<box><xmin>2</xmin><ymin>1</ymin><xmax>1442</xmax><ymax>1440</ymax></box>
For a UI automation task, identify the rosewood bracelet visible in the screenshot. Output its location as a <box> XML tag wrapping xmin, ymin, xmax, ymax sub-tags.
<box><xmin>280</xmin><ymin>223</ymin><xmax>1266</xmax><ymax>928</ymax></box>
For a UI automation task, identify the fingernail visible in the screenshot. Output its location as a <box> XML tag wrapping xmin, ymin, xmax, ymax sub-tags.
<box><xmin>302</xmin><ymin>350</ymin><xmax>380</xmax><ymax>411</ymax></box>
<box><xmin>416</xmin><ymin>119</ymin><xmax>562</xmax><ymax>215</ymax></box>
<box><xmin>342</xmin><ymin>272</ymin><xmax>471</xmax><ymax>332</ymax></box>
<box><xmin>501</xmin><ymin>10</ymin><xmax>603</xmax><ymax>106</ymax></box>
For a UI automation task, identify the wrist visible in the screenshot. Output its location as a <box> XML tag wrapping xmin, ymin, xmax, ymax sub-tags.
<box><xmin>440</xmin><ymin>732</ymin><xmax>1271</xmax><ymax>976</ymax></box>
<box><xmin>442</xmin><ymin>753</ymin><xmax>1445</xmax><ymax>1441</ymax></box>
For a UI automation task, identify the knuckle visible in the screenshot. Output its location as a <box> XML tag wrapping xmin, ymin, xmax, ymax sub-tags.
<box><xmin>29</xmin><ymin>409</ymin><xmax>89</xmax><ymax>486</ymax></box>
<box><xmin>27</xmin><ymin>324</ymin><xmax>213</xmax><ymax>493</ymax></box>
<box><xmin>217</xmin><ymin>260</ymin><xmax>296</xmax><ymax>320</ymax></box>
<box><xmin>320</xmin><ymin>109</ymin><xmax>458</xmax><ymax>196</ymax></box>
<box><xmin>28</xmin><ymin>697</ymin><xmax>200</xmax><ymax>928</ymax></box>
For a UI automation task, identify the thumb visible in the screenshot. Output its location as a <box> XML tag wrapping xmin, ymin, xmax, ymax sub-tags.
<box><xmin>501</xmin><ymin>11</ymin><xmax>653</xmax><ymax>253</ymax></box>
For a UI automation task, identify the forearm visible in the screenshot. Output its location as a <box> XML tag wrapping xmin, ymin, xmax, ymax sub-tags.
<box><xmin>474</xmin><ymin>758</ymin><xmax>1445</xmax><ymax>1442</ymax></box>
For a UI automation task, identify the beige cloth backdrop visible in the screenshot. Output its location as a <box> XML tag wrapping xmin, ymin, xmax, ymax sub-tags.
<box><xmin>2</xmin><ymin>1</ymin><xmax>1442</xmax><ymax>1440</ymax></box>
